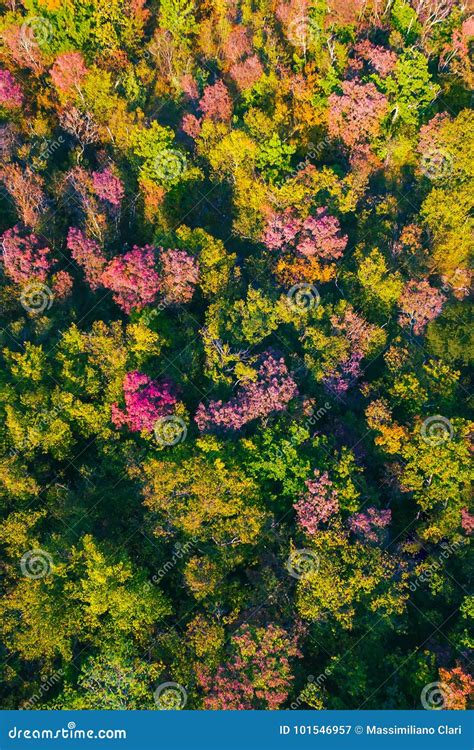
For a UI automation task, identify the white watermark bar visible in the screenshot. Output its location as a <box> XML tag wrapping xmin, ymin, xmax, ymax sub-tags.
<box><xmin>1</xmin><ymin>710</ymin><xmax>472</xmax><ymax>749</ymax></box>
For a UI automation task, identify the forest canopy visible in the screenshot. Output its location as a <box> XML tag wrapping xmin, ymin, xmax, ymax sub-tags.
<box><xmin>0</xmin><ymin>0</ymin><xmax>472</xmax><ymax>712</ymax></box>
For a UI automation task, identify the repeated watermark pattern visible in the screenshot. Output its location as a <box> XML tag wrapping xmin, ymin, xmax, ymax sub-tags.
<box><xmin>21</xmin><ymin>670</ymin><xmax>65</xmax><ymax>709</ymax></box>
<box><xmin>420</xmin><ymin>681</ymin><xmax>452</xmax><ymax>710</ymax></box>
<box><xmin>409</xmin><ymin>540</ymin><xmax>463</xmax><ymax>593</ymax></box>
<box><xmin>20</xmin><ymin>548</ymin><xmax>54</xmax><ymax>579</ymax></box>
<box><xmin>153</xmin><ymin>681</ymin><xmax>188</xmax><ymax>710</ymax></box>
<box><xmin>154</xmin><ymin>415</ymin><xmax>188</xmax><ymax>447</ymax></box>
<box><xmin>420</xmin><ymin>415</ymin><xmax>454</xmax><ymax>446</ymax></box>
<box><xmin>287</xmin><ymin>16</ymin><xmax>322</xmax><ymax>50</ymax></box>
<box><xmin>287</xmin><ymin>283</ymin><xmax>320</xmax><ymax>313</ymax></box>
<box><xmin>154</xmin><ymin>149</ymin><xmax>186</xmax><ymax>183</ymax></box>
<box><xmin>20</xmin><ymin>282</ymin><xmax>54</xmax><ymax>314</ymax></box>
<box><xmin>20</xmin><ymin>16</ymin><xmax>53</xmax><ymax>47</ymax></box>
<box><xmin>286</xmin><ymin>548</ymin><xmax>320</xmax><ymax>579</ymax></box>
<box><xmin>419</xmin><ymin>149</ymin><xmax>453</xmax><ymax>181</ymax></box>
<box><xmin>39</xmin><ymin>135</ymin><xmax>65</xmax><ymax>161</ymax></box>
<box><xmin>143</xmin><ymin>537</ymin><xmax>198</xmax><ymax>590</ymax></box>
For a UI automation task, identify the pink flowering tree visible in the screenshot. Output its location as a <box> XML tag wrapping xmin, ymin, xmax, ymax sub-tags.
<box><xmin>51</xmin><ymin>270</ymin><xmax>74</xmax><ymax>300</ymax></box>
<box><xmin>180</xmin><ymin>74</ymin><xmax>199</xmax><ymax>100</ymax></box>
<box><xmin>1</xmin><ymin>164</ymin><xmax>46</xmax><ymax>228</ymax></box>
<box><xmin>263</xmin><ymin>208</ymin><xmax>347</xmax><ymax>262</ymax></box>
<box><xmin>294</xmin><ymin>470</ymin><xmax>339</xmax><ymax>535</ymax></box>
<box><xmin>1</xmin><ymin>225</ymin><xmax>52</xmax><ymax>284</ymax></box>
<box><xmin>461</xmin><ymin>509</ymin><xmax>474</xmax><ymax>535</ymax></box>
<box><xmin>199</xmin><ymin>80</ymin><xmax>233</xmax><ymax>122</ymax></box>
<box><xmin>323</xmin><ymin>307</ymin><xmax>380</xmax><ymax>394</ymax></box>
<box><xmin>328</xmin><ymin>80</ymin><xmax>388</xmax><ymax>150</ymax></box>
<box><xmin>348</xmin><ymin>507</ymin><xmax>391</xmax><ymax>543</ymax></box>
<box><xmin>2</xmin><ymin>25</ymin><xmax>45</xmax><ymax>73</ymax></box>
<box><xmin>100</xmin><ymin>245</ymin><xmax>161</xmax><ymax>313</ymax></box>
<box><xmin>92</xmin><ymin>168</ymin><xmax>124</xmax><ymax>207</ymax></box>
<box><xmin>195</xmin><ymin>352</ymin><xmax>298</xmax><ymax>432</ymax></box>
<box><xmin>197</xmin><ymin>625</ymin><xmax>301</xmax><ymax>710</ymax></box>
<box><xmin>66</xmin><ymin>227</ymin><xmax>107</xmax><ymax>290</ymax></box>
<box><xmin>111</xmin><ymin>371</ymin><xmax>177</xmax><ymax>433</ymax></box>
<box><xmin>398</xmin><ymin>280</ymin><xmax>446</xmax><ymax>335</ymax></box>
<box><xmin>353</xmin><ymin>41</ymin><xmax>397</xmax><ymax>78</ymax></box>
<box><xmin>159</xmin><ymin>248</ymin><xmax>199</xmax><ymax>304</ymax></box>
<box><xmin>0</xmin><ymin>69</ymin><xmax>23</xmax><ymax>108</ymax></box>
<box><xmin>50</xmin><ymin>52</ymin><xmax>88</xmax><ymax>94</ymax></box>
<box><xmin>230</xmin><ymin>55</ymin><xmax>263</xmax><ymax>90</ymax></box>
<box><xmin>181</xmin><ymin>113</ymin><xmax>202</xmax><ymax>139</ymax></box>
<box><xmin>222</xmin><ymin>26</ymin><xmax>252</xmax><ymax>64</ymax></box>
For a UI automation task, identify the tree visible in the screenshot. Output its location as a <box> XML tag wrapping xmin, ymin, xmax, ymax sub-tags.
<box><xmin>50</xmin><ymin>52</ymin><xmax>88</xmax><ymax>94</ymax></box>
<box><xmin>111</xmin><ymin>371</ymin><xmax>177</xmax><ymax>433</ymax></box>
<box><xmin>67</xmin><ymin>228</ymin><xmax>107</xmax><ymax>290</ymax></box>
<box><xmin>195</xmin><ymin>352</ymin><xmax>298</xmax><ymax>432</ymax></box>
<box><xmin>294</xmin><ymin>470</ymin><xmax>339</xmax><ymax>535</ymax></box>
<box><xmin>0</xmin><ymin>165</ymin><xmax>47</xmax><ymax>228</ymax></box>
<box><xmin>159</xmin><ymin>248</ymin><xmax>199</xmax><ymax>303</ymax></box>
<box><xmin>328</xmin><ymin>80</ymin><xmax>388</xmax><ymax>149</ymax></box>
<box><xmin>199</xmin><ymin>81</ymin><xmax>233</xmax><ymax>122</ymax></box>
<box><xmin>398</xmin><ymin>280</ymin><xmax>446</xmax><ymax>335</ymax></box>
<box><xmin>100</xmin><ymin>245</ymin><xmax>161</xmax><ymax>312</ymax></box>
<box><xmin>384</xmin><ymin>50</ymin><xmax>439</xmax><ymax>128</ymax></box>
<box><xmin>197</xmin><ymin>625</ymin><xmax>301</xmax><ymax>709</ymax></box>
<box><xmin>1</xmin><ymin>226</ymin><xmax>52</xmax><ymax>284</ymax></box>
<box><xmin>92</xmin><ymin>168</ymin><xmax>124</xmax><ymax>207</ymax></box>
<box><xmin>295</xmin><ymin>522</ymin><xmax>408</xmax><ymax>629</ymax></box>
<box><xmin>0</xmin><ymin>70</ymin><xmax>23</xmax><ymax>108</ymax></box>
<box><xmin>139</xmin><ymin>451</ymin><xmax>266</xmax><ymax>547</ymax></box>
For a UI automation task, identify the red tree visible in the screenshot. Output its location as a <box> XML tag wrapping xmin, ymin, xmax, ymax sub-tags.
<box><xmin>398</xmin><ymin>280</ymin><xmax>446</xmax><ymax>335</ymax></box>
<box><xmin>197</xmin><ymin>625</ymin><xmax>301</xmax><ymax>709</ymax></box>
<box><xmin>348</xmin><ymin>507</ymin><xmax>391</xmax><ymax>542</ymax></box>
<box><xmin>111</xmin><ymin>371</ymin><xmax>177</xmax><ymax>433</ymax></box>
<box><xmin>0</xmin><ymin>69</ymin><xmax>23</xmax><ymax>108</ymax></box>
<box><xmin>50</xmin><ymin>52</ymin><xmax>88</xmax><ymax>94</ymax></box>
<box><xmin>92</xmin><ymin>168</ymin><xmax>124</xmax><ymax>207</ymax></box>
<box><xmin>100</xmin><ymin>245</ymin><xmax>161</xmax><ymax>313</ymax></box>
<box><xmin>66</xmin><ymin>227</ymin><xmax>107</xmax><ymax>290</ymax></box>
<box><xmin>328</xmin><ymin>80</ymin><xmax>388</xmax><ymax>149</ymax></box>
<box><xmin>196</xmin><ymin>352</ymin><xmax>298</xmax><ymax>432</ymax></box>
<box><xmin>199</xmin><ymin>80</ymin><xmax>233</xmax><ymax>122</ymax></box>
<box><xmin>159</xmin><ymin>248</ymin><xmax>199</xmax><ymax>304</ymax></box>
<box><xmin>294</xmin><ymin>470</ymin><xmax>339</xmax><ymax>535</ymax></box>
<box><xmin>1</xmin><ymin>225</ymin><xmax>52</xmax><ymax>284</ymax></box>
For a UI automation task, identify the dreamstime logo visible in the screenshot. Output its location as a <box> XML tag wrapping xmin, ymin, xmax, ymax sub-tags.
<box><xmin>420</xmin><ymin>148</ymin><xmax>453</xmax><ymax>181</ymax></box>
<box><xmin>409</xmin><ymin>540</ymin><xmax>462</xmax><ymax>592</ymax></box>
<box><xmin>20</xmin><ymin>282</ymin><xmax>54</xmax><ymax>314</ymax></box>
<box><xmin>20</xmin><ymin>549</ymin><xmax>53</xmax><ymax>580</ymax></box>
<box><xmin>20</xmin><ymin>16</ymin><xmax>53</xmax><ymax>47</ymax></box>
<box><xmin>39</xmin><ymin>135</ymin><xmax>65</xmax><ymax>161</ymax></box>
<box><xmin>21</xmin><ymin>669</ymin><xmax>64</xmax><ymax>709</ymax></box>
<box><xmin>154</xmin><ymin>415</ymin><xmax>187</xmax><ymax>447</ymax></box>
<box><xmin>284</xmin><ymin>138</ymin><xmax>331</xmax><ymax>183</ymax></box>
<box><xmin>286</xmin><ymin>548</ymin><xmax>320</xmax><ymax>579</ymax></box>
<box><xmin>154</xmin><ymin>682</ymin><xmax>188</xmax><ymax>710</ymax></box>
<box><xmin>420</xmin><ymin>415</ymin><xmax>453</xmax><ymax>446</ymax></box>
<box><xmin>275</xmin><ymin>401</ymin><xmax>331</xmax><ymax>461</ymax></box>
<box><xmin>143</xmin><ymin>537</ymin><xmax>198</xmax><ymax>590</ymax></box>
<box><xmin>287</xmin><ymin>283</ymin><xmax>320</xmax><ymax>313</ymax></box>
<box><xmin>287</xmin><ymin>16</ymin><xmax>322</xmax><ymax>49</ymax></box>
<box><xmin>154</xmin><ymin>149</ymin><xmax>186</xmax><ymax>183</ymax></box>
<box><xmin>420</xmin><ymin>681</ymin><xmax>451</xmax><ymax>710</ymax></box>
